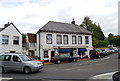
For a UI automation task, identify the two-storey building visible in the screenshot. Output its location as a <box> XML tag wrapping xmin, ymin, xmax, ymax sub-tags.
<box><xmin>0</xmin><ymin>22</ymin><xmax>22</xmax><ymax>53</ymax></box>
<box><xmin>36</xmin><ymin>21</ymin><xmax>93</xmax><ymax>61</ymax></box>
<box><xmin>26</xmin><ymin>33</ymin><xmax>37</xmax><ymax>56</ymax></box>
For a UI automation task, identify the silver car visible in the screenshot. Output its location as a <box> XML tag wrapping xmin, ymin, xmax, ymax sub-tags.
<box><xmin>0</xmin><ymin>53</ymin><xmax>43</xmax><ymax>74</ymax></box>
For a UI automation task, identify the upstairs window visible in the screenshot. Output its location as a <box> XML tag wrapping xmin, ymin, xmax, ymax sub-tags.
<box><xmin>85</xmin><ymin>36</ymin><xmax>89</xmax><ymax>44</ymax></box>
<box><xmin>13</xmin><ymin>36</ymin><xmax>19</xmax><ymax>45</ymax></box>
<box><xmin>72</xmin><ymin>36</ymin><xmax>77</xmax><ymax>44</ymax></box>
<box><xmin>57</xmin><ymin>35</ymin><xmax>62</xmax><ymax>44</ymax></box>
<box><xmin>63</xmin><ymin>35</ymin><xmax>68</xmax><ymax>44</ymax></box>
<box><xmin>78</xmin><ymin>36</ymin><xmax>82</xmax><ymax>44</ymax></box>
<box><xmin>2</xmin><ymin>35</ymin><xmax>9</xmax><ymax>44</ymax></box>
<box><xmin>46</xmin><ymin>34</ymin><xmax>52</xmax><ymax>44</ymax></box>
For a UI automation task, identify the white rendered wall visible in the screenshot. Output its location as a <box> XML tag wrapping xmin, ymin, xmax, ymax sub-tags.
<box><xmin>0</xmin><ymin>24</ymin><xmax>22</xmax><ymax>53</ymax></box>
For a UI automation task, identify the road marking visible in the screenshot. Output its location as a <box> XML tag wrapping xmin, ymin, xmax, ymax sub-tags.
<box><xmin>0</xmin><ymin>77</ymin><xmax>13</xmax><ymax>80</ymax></box>
<box><xmin>90</xmin><ymin>71</ymin><xmax>117</xmax><ymax>79</ymax></box>
<box><xmin>101</xmin><ymin>57</ymin><xmax>110</xmax><ymax>61</ymax></box>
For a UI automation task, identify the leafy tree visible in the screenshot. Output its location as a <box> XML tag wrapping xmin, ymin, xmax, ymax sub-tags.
<box><xmin>108</xmin><ymin>35</ymin><xmax>120</xmax><ymax>47</ymax></box>
<box><xmin>96</xmin><ymin>40</ymin><xmax>109</xmax><ymax>48</ymax></box>
<box><xmin>80</xmin><ymin>16</ymin><xmax>105</xmax><ymax>40</ymax></box>
<box><xmin>108</xmin><ymin>33</ymin><xmax>114</xmax><ymax>41</ymax></box>
<box><xmin>80</xmin><ymin>16</ymin><xmax>106</xmax><ymax>48</ymax></box>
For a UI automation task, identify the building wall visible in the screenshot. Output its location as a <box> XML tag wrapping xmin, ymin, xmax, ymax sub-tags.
<box><xmin>118</xmin><ymin>1</ymin><xmax>120</xmax><ymax>35</ymax></box>
<box><xmin>37</xmin><ymin>32</ymin><xmax>93</xmax><ymax>60</ymax></box>
<box><xmin>26</xmin><ymin>34</ymin><xmax>37</xmax><ymax>56</ymax></box>
<box><xmin>0</xmin><ymin>35</ymin><xmax>2</xmax><ymax>53</ymax></box>
<box><xmin>0</xmin><ymin>24</ymin><xmax>22</xmax><ymax>53</ymax></box>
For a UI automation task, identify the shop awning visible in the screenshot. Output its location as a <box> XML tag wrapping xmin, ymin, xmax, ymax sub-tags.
<box><xmin>78</xmin><ymin>48</ymin><xmax>87</xmax><ymax>52</ymax></box>
<box><xmin>59</xmin><ymin>49</ymin><xmax>71</xmax><ymax>53</ymax></box>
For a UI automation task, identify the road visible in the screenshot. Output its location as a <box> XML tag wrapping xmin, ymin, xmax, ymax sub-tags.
<box><xmin>1</xmin><ymin>53</ymin><xmax>119</xmax><ymax>81</ymax></box>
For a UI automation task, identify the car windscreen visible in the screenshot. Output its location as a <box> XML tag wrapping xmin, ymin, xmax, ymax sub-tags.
<box><xmin>19</xmin><ymin>55</ymin><xmax>32</xmax><ymax>61</ymax></box>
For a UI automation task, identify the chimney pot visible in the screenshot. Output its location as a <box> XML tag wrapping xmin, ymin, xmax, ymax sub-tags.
<box><xmin>4</xmin><ymin>22</ymin><xmax>9</xmax><ymax>28</ymax></box>
<box><xmin>71</xmin><ymin>18</ymin><xmax>75</xmax><ymax>24</ymax></box>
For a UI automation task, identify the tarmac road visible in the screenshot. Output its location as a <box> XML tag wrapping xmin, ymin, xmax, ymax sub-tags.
<box><xmin>1</xmin><ymin>53</ymin><xmax>119</xmax><ymax>81</ymax></box>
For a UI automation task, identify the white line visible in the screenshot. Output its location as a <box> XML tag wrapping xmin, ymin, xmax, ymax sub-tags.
<box><xmin>90</xmin><ymin>71</ymin><xmax>117</xmax><ymax>79</ymax></box>
<box><xmin>101</xmin><ymin>57</ymin><xmax>110</xmax><ymax>61</ymax></box>
<box><xmin>0</xmin><ymin>77</ymin><xmax>13</xmax><ymax>80</ymax></box>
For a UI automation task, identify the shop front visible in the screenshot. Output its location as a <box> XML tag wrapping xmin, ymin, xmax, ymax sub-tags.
<box><xmin>78</xmin><ymin>48</ymin><xmax>87</xmax><ymax>59</ymax></box>
<box><xmin>59</xmin><ymin>48</ymin><xmax>71</xmax><ymax>55</ymax></box>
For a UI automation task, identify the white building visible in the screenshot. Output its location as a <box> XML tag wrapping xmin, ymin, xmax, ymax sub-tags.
<box><xmin>118</xmin><ymin>1</ymin><xmax>120</xmax><ymax>35</ymax></box>
<box><xmin>0</xmin><ymin>22</ymin><xmax>22</xmax><ymax>53</ymax></box>
<box><xmin>36</xmin><ymin>21</ymin><xmax>93</xmax><ymax>61</ymax></box>
<box><xmin>26</xmin><ymin>33</ymin><xmax>37</xmax><ymax>56</ymax></box>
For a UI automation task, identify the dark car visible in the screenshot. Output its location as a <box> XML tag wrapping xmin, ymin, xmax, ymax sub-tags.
<box><xmin>89</xmin><ymin>50</ymin><xmax>99</xmax><ymax>59</ymax></box>
<box><xmin>50</xmin><ymin>54</ymin><xmax>78</xmax><ymax>64</ymax></box>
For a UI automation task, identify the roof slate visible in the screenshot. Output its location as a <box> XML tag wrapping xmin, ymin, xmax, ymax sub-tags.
<box><xmin>27</xmin><ymin>33</ymin><xmax>36</xmax><ymax>43</ymax></box>
<box><xmin>37</xmin><ymin>21</ymin><xmax>92</xmax><ymax>35</ymax></box>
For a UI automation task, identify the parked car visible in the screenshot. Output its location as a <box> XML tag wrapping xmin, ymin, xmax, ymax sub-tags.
<box><xmin>0</xmin><ymin>53</ymin><xmax>43</xmax><ymax>74</ymax></box>
<box><xmin>95</xmin><ymin>49</ymin><xmax>106</xmax><ymax>58</ymax></box>
<box><xmin>29</xmin><ymin>56</ymin><xmax>44</xmax><ymax>64</ymax></box>
<box><xmin>89</xmin><ymin>50</ymin><xmax>99</xmax><ymax>59</ymax></box>
<box><xmin>118</xmin><ymin>49</ymin><xmax>120</xmax><ymax>59</ymax></box>
<box><xmin>50</xmin><ymin>54</ymin><xmax>78</xmax><ymax>64</ymax></box>
<box><xmin>102</xmin><ymin>48</ymin><xmax>111</xmax><ymax>55</ymax></box>
<box><xmin>109</xmin><ymin>47</ymin><xmax>119</xmax><ymax>53</ymax></box>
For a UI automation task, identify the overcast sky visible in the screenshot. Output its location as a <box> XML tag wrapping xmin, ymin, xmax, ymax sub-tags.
<box><xmin>0</xmin><ymin>0</ymin><xmax>119</xmax><ymax>37</ymax></box>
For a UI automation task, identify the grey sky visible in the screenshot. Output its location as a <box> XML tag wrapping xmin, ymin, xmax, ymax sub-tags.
<box><xmin>0</xmin><ymin>0</ymin><xmax>119</xmax><ymax>36</ymax></box>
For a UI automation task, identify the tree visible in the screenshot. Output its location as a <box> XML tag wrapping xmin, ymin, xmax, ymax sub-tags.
<box><xmin>80</xmin><ymin>16</ymin><xmax>105</xmax><ymax>40</ymax></box>
<box><xmin>108</xmin><ymin>33</ymin><xmax>114</xmax><ymax>41</ymax></box>
<box><xmin>80</xmin><ymin>16</ymin><xmax>107</xmax><ymax>47</ymax></box>
<box><xmin>80</xmin><ymin>16</ymin><xmax>92</xmax><ymax>30</ymax></box>
<box><xmin>108</xmin><ymin>35</ymin><xmax>120</xmax><ymax>47</ymax></box>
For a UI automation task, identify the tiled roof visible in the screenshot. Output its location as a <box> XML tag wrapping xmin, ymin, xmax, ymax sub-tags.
<box><xmin>27</xmin><ymin>33</ymin><xmax>36</xmax><ymax>43</ymax></box>
<box><xmin>37</xmin><ymin>21</ymin><xmax>92</xmax><ymax>35</ymax></box>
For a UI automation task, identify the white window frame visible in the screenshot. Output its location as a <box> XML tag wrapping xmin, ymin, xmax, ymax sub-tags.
<box><xmin>2</xmin><ymin>35</ymin><xmax>9</xmax><ymax>44</ymax></box>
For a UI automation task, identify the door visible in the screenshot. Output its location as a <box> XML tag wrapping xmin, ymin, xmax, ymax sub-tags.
<box><xmin>51</xmin><ymin>51</ymin><xmax>55</xmax><ymax>58</ymax></box>
<box><xmin>1</xmin><ymin>55</ymin><xmax>12</xmax><ymax>71</ymax></box>
<box><xmin>11</xmin><ymin>55</ymin><xmax>23</xmax><ymax>71</ymax></box>
<box><xmin>70</xmin><ymin>49</ymin><xmax>73</xmax><ymax>56</ymax></box>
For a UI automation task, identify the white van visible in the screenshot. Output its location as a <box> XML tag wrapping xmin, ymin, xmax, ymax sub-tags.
<box><xmin>0</xmin><ymin>53</ymin><xmax>43</xmax><ymax>74</ymax></box>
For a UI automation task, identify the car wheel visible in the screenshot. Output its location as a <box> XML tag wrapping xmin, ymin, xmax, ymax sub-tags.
<box><xmin>24</xmin><ymin>67</ymin><xmax>31</xmax><ymax>74</ymax></box>
<box><xmin>2</xmin><ymin>67</ymin><xmax>5</xmax><ymax>73</ymax></box>
<box><xmin>73</xmin><ymin>59</ymin><xmax>77</xmax><ymax>62</ymax></box>
<box><xmin>57</xmin><ymin>60</ymin><xmax>61</xmax><ymax>64</ymax></box>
